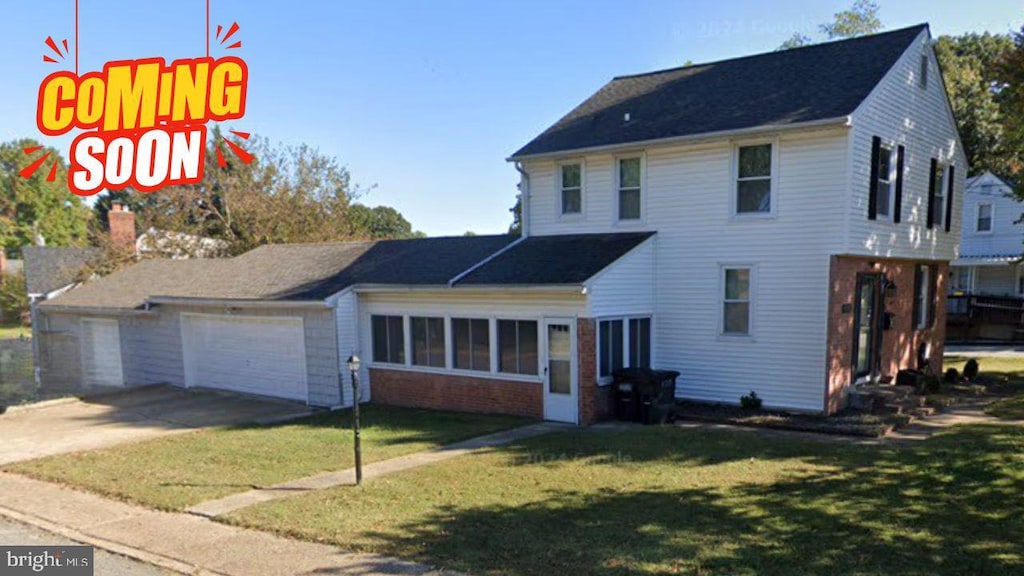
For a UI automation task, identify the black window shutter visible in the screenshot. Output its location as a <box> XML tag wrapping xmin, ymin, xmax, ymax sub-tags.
<box><xmin>868</xmin><ymin>136</ymin><xmax>880</xmax><ymax>220</ymax></box>
<box><xmin>912</xmin><ymin>265</ymin><xmax>922</xmax><ymax>329</ymax></box>
<box><xmin>926</xmin><ymin>158</ymin><xmax>938</xmax><ymax>229</ymax></box>
<box><xmin>945</xmin><ymin>165</ymin><xmax>955</xmax><ymax>232</ymax></box>
<box><xmin>893</xmin><ymin>145</ymin><xmax>905</xmax><ymax>223</ymax></box>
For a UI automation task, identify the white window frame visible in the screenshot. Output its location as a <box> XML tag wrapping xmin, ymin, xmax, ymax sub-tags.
<box><xmin>596</xmin><ymin>315</ymin><xmax>654</xmax><ymax>385</ymax></box>
<box><xmin>557</xmin><ymin>160</ymin><xmax>585</xmax><ymax>219</ymax></box>
<box><xmin>875</xmin><ymin>143</ymin><xmax>895</xmax><ymax>220</ymax></box>
<box><xmin>614</xmin><ymin>153</ymin><xmax>645</xmax><ymax>223</ymax></box>
<box><xmin>731</xmin><ymin>139</ymin><xmax>778</xmax><ymax>219</ymax></box>
<box><xmin>933</xmin><ymin>163</ymin><xmax>947</xmax><ymax>229</ymax></box>
<box><xmin>720</xmin><ymin>265</ymin><xmax>755</xmax><ymax>338</ymax></box>
<box><xmin>976</xmin><ymin>201</ymin><xmax>994</xmax><ymax>234</ymax></box>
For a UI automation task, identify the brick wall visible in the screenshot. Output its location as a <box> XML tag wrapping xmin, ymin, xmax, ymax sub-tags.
<box><xmin>578</xmin><ymin>317</ymin><xmax>613</xmax><ymax>424</ymax></box>
<box><xmin>826</xmin><ymin>256</ymin><xmax>948</xmax><ymax>412</ymax></box>
<box><xmin>369</xmin><ymin>368</ymin><xmax>543</xmax><ymax>419</ymax></box>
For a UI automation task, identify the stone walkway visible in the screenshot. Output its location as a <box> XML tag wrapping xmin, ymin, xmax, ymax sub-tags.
<box><xmin>186</xmin><ymin>422</ymin><xmax>567</xmax><ymax>518</ymax></box>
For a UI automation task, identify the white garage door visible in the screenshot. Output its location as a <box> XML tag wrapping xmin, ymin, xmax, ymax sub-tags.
<box><xmin>181</xmin><ymin>314</ymin><xmax>308</xmax><ymax>402</ymax></box>
<box><xmin>81</xmin><ymin>318</ymin><xmax>124</xmax><ymax>387</ymax></box>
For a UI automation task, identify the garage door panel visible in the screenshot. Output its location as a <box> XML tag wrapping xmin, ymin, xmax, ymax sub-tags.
<box><xmin>81</xmin><ymin>318</ymin><xmax>124</xmax><ymax>387</ymax></box>
<box><xmin>182</xmin><ymin>314</ymin><xmax>308</xmax><ymax>402</ymax></box>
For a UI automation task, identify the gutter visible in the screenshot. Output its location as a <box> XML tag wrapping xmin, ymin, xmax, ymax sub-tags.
<box><xmin>352</xmin><ymin>283</ymin><xmax>585</xmax><ymax>294</ymax></box>
<box><xmin>507</xmin><ymin>115</ymin><xmax>853</xmax><ymax>162</ymax></box>
<box><xmin>35</xmin><ymin>305</ymin><xmax>158</xmax><ymax>316</ymax></box>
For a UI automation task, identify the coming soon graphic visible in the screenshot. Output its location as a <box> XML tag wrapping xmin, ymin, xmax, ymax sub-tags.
<box><xmin>22</xmin><ymin>3</ymin><xmax>253</xmax><ymax>196</ymax></box>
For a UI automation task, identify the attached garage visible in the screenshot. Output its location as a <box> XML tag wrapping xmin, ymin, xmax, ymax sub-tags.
<box><xmin>181</xmin><ymin>313</ymin><xmax>309</xmax><ymax>402</ymax></box>
<box><xmin>80</xmin><ymin>318</ymin><xmax>125</xmax><ymax>387</ymax></box>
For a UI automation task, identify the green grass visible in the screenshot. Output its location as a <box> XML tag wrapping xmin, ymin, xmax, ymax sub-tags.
<box><xmin>4</xmin><ymin>405</ymin><xmax>527</xmax><ymax>511</ymax></box>
<box><xmin>0</xmin><ymin>324</ymin><xmax>31</xmax><ymax>339</ymax></box>
<box><xmin>227</xmin><ymin>424</ymin><xmax>1024</xmax><ymax>576</ymax></box>
<box><xmin>943</xmin><ymin>356</ymin><xmax>1024</xmax><ymax>418</ymax></box>
<box><xmin>985</xmin><ymin>396</ymin><xmax>1024</xmax><ymax>420</ymax></box>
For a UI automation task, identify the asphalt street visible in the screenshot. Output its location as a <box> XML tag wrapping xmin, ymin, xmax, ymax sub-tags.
<box><xmin>0</xmin><ymin>516</ymin><xmax>173</xmax><ymax>576</ymax></box>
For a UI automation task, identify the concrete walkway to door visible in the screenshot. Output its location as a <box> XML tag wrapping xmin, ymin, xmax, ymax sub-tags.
<box><xmin>186</xmin><ymin>421</ymin><xmax>568</xmax><ymax>518</ymax></box>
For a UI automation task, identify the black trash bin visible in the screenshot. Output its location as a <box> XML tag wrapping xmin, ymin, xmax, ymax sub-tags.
<box><xmin>612</xmin><ymin>368</ymin><xmax>681</xmax><ymax>424</ymax></box>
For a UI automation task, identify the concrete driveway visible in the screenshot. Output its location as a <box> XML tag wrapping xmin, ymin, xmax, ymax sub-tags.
<box><xmin>0</xmin><ymin>385</ymin><xmax>313</xmax><ymax>465</ymax></box>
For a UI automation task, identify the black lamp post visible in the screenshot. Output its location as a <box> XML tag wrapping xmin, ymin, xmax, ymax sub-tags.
<box><xmin>346</xmin><ymin>355</ymin><xmax>363</xmax><ymax>485</ymax></box>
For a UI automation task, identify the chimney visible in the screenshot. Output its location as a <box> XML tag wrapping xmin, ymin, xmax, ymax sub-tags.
<box><xmin>108</xmin><ymin>203</ymin><xmax>137</xmax><ymax>252</ymax></box>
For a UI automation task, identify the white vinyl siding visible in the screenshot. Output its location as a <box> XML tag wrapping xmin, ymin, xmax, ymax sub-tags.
<box><xmin>847</xmin><ymin>29</ymin><xmax>964</xmax><ymax>260</ymax></box>
<box><xmin>960</xmin><ymin>173</ymin><xmax>1023</xmax><ymax>260</ymax></box>
<box><xmin>80</xmin><ymin>318</ymin><xmax>124</xmax><ymax>387</ymax></box>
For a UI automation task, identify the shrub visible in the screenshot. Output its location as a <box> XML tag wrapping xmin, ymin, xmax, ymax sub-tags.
<box><xmin>0</xmin><ymin>272</ymin><xmax>29</xmax><ymax>326</ymax></box>
<box><xmin>944</xmin><ymin>367</ymin><xmax>960</xmax><ymax>384</ymax></box>
<box><xmin>740</xmin><ymin>391</ymin><xmax>763</xmax><ymax>410</ymax></box>
<box><xmin>963</xmin><ymin>359</ymin><xmax>980</xmax><ymax>381</ymax></box>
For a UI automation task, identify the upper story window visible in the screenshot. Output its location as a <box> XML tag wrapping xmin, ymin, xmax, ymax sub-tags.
<box><xmin>976</xmin><ymin>202</ymin><xmax>993</xmax><ymax>233</ymax></box>
<box><xmin>919</xmin><ymin>54</ymin><xmax>929</xmax><ymax>89</ymax></box>
<box><xmin>617</xmin><ymin>156</ymin><xmax>642</xmax><ymax>220</ymax></box>
<box><xmin>875</xmin><ymin>145</ymin><xmax>893</xmax><ymax>218</ymax></box>
<box><xmin>722</xmin><ymin>267</ymin><xmax>752</xmax><ymax>335</ymax></box>
<box><xmin>372</xmin><ymin>315</ymin><xmax>405</xmax><ymax>364</ymax></box>
<box><xmin>735</xmin><ymin>144</ymin><xmax>772</xmax><ymax>214</ymax></box>
<box><xmin>560</xmin><ymin>163</ymin><xmax>582</xmax><ymax>216</ymax></box>
<box><xmin>932</xmin><ymin>163</ymin><xmax>947</xmax><ymax>229</ymax></box>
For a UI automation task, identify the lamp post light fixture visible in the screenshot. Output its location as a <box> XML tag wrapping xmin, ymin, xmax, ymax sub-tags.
<box><xmin>346</xmin><ymin>355</ymin><xmax>363</xmax><ymax>485</ymax></box>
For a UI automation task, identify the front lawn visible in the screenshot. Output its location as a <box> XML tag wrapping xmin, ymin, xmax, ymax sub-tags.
<box><xmin>228</xmin><ymin>424</ymin><xmax>1024</xmax><ymax>576</ymax></box>
<box><xmin>0</xmin><ymin>324</ymin><xmax>31</xmax><ymax>340</ymax></box>
<box><xmin>4</xmin><ymin>405</ymin><xmax>527</xmax><ymax>511</ymax></box>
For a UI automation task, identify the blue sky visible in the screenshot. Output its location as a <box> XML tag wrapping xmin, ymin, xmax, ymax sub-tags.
<box><xmin>0</xmin><ymin>1</ymin><xmax>1021</xmax><ymax>236</ymax></box>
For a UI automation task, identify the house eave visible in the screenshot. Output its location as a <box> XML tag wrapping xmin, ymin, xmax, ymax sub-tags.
<box><xmin>146</xmin><ymin>296</ymin><xmax>331</xmax><ymax>309</ymax></box>
<box><xmin>507</xmin><ymin>115</ymin><xmax>853</xmax><ymax>162</ymax></box>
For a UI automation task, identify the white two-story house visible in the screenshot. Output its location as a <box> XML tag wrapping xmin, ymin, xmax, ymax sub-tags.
<box><xmin>950</xmin><ymin>172</ymin><xmax>1021</xmax><ymax>296</ymax></box>
<box><xmin>33</xmin><ymin>24</ymin><xmax>964</xmax><ymax>422</ymax></box>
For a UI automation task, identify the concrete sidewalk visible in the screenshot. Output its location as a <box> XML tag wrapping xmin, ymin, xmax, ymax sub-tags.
<box><xmin>187</xmin><ymin>422</ymin><xmax>566</xmax><ymax>518</ymax></box>
<box><xmin>0</xmin><ymin>473</ymin><xmax>455</xmax><ymax>576</ymax></box>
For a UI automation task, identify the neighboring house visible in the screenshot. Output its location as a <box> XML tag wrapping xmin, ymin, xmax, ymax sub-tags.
<box><xmin>32</xmin><ymin>24</ymin><xmax>965</xmax><ymax>422</ymax></box>
<box><xmin>949</xmin><ymin>172</ymin><xmax>1021</xmax><ymax>295</ymax></box>
<box><xmin>0</xmin><ymin>253</ymin><xmax>23</xmax><ymax>277</ymax></box>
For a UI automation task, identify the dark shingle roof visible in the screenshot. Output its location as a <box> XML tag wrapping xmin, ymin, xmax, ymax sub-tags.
<box><xmin>455</xmin><ymin>232</ymin><xmax>655</xmax><ymax>286</ymax></box>
<box><xmin>43</xmin><ymin>235</ymin><xmax>516</xmax><ymax>310</ymax></box>
<box><xmin>512</xmin><ymin>25</ymin><xmax>927</xmax><ymax>158</ymax></box>
<box><xmin>22</xmin><ymin>246</ymin><xmax>102</xmax><ymax>295</ymax></box>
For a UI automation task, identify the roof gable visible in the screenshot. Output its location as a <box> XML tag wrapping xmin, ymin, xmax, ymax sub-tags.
<box><xmin>512</xmin><ymin>25</ymin><xmax>927</xmax><ymax>159</ymax></box>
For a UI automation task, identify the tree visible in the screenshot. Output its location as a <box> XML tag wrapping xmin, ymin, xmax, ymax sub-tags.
<box><xmin>778</xmin><ymin>0</ymin><xmax>882</xmax><ymax>50</ymax></box>
<box><xmin>347</xmin><ymin>204</ymin><xmax>422</xmax><ymax>239</ymax></box>
<box><xmin>508</xmin><ymin>196</ymin><xmax>522</xmax><ymax>236</ymax></box>
<box><xmin>997</xmin><ymin>24</ymin><xmax>1024</xmax><ymax>177</ymax></box>
<box><xmin>0</xmin><ymin>272</ymin><xmax>29</xmax><ymax>326</ymax></box>
<box><xmin>934</xmin><ymin>33</ymin><xmax>1016</xmax><ymax>176</ymax></box>
<box><xmin>0</xmin><ymin>139</ymin><xmax>91</xmax><ymax>257</ymax></box>
<box><xmin>820</xmin><ymin>0</ymin><xmax>882</xmax><ymax>39</ymax></box>
<box><xmin>110</xmin><ymin>127</ymin><xmax>420</xmax><ymax>255</ymax></box>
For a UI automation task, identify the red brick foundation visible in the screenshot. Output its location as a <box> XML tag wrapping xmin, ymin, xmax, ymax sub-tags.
<box><xmin>826</xmin><ymin>256</ymin><xmax>948</xmax><ymax>413</ymax></box>
<box><xmin>369</xmin><ymin>368</ymin><xmax>543</xmax><ymax>419</ymax></box>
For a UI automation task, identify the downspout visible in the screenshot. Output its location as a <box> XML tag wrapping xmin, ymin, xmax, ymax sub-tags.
<box><xmin>514</xmin><ymin>162</ymin><xmax>530</xmax><ymax>238</ymax></box>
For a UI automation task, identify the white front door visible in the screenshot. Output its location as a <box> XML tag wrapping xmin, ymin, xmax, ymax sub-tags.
<box><xmin>80</xmin><ymin>318</ymin><xmax>124</xmax><ymax>387</ymax></box>
<box><xmin>542</xmin><ymin>318</ymin><xmax>577</xmax><ymax>423</ymax></box>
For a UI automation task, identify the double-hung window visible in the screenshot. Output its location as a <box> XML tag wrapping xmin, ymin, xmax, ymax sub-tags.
<box><xmin>723</xmin><ymin>268</ymin><xmax>752</xmax><ymax>335</ymax></box>
<box><xmin>932</xmin><ymin>163</ymin><xmax>946</xmax><ymax>228</ymax></box>
<box><xmin>875</xmin><ymin>145</ymin><xmax>893</xmax><ymax>218</ymax></box>
<box><xmin>977</xmin><ymin>203</ymin><xmax>993</xmax><ymax>233</ymax></box>
<box><xmin>411</xmin><ymin>316</ymin><xmax>445</xmax><ymax>368</ymax></box>
<box><xmin>452</xmin><ymin>318</ymin><xmax>489</xmax><ymax>371</ymax></box>
<box><xmin>498</xmin><ymin>320</ymin><xmax>538</xmax><ymax>375</ymax></box>
<box><xmin>617</xmin><ymin>157</ymin><xmax>642</xmax><ymax>220</ymax></box>
<box><xmin>560</xmin><ymin>163</ymin><xmax>582</xmax><ymax>216</ymax></box>
<box><xmin>736</xmin><ymin>144</ymin><xmax>772</xmax><ymax>214</ymax></box>
<box><xmin>371</xmin><ymin>315</ymin><xmax>405</xmax><ymax>364</ymax></box>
